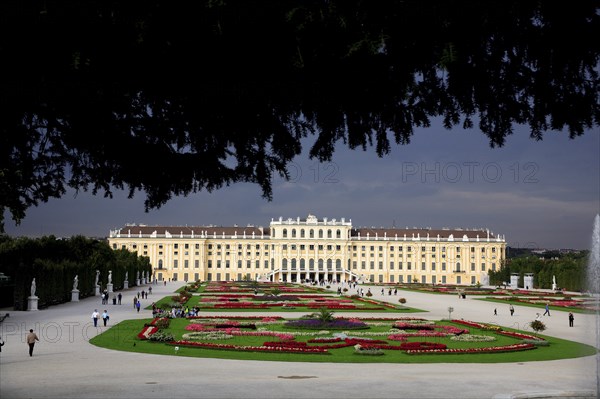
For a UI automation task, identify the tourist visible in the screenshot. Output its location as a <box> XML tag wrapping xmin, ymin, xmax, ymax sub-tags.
<box><xmin>133</xmin><ymin>297</ymin><xmax>137</xmax><ymax>309</ymax></box>
<box><xmin>543</xmin><ymin>303</ymin><xmax>550</xmax><ymax>316</ymax></box>
<box><xmin>102</xmin><ymin>310</ymin><xmax>109</xmax><ymax>326</ymax></box>
<box><xmin>26</xmin><ymin>329</ymin><xmax>39</xmax><ymax>357</ymax></box>
<box><xmin>568</xmin><ymin>312</ymin><xmax>574</xmax><ymax>327</ymax></box>
<box><xmin>509</xmin><ymin>305</ymin><xmax>514</xmax><ymax>316</ymax></box>
<box><xmin>494</xmin><ymin>308</ymin><xmax>497</xmax><ymax>316</ymax></box>
<box><xmin>136</xmin><ymin>300</ymin><xmax>141</xmax><ymax>312</ymax></box>
<box><xmin>394</xmin><ymin>288</ymin><xmax>397</xmax><ymax>295</ymax></box>
<box><xmin>91</xmin><ymin>309</ymin><xmax>99</xmax><ymax>327</ymax></box>
<box><xmin>117</xmin><ymin>293</ymin><xmax>122</xmax><ymax>305</ymax></box>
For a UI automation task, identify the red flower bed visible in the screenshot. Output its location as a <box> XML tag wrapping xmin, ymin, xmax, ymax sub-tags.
<box><xmin>399</xmin><ymin>341</ymin><xmax>447</xmax><ymax>350</ymax></box>
<box><xmin>406</xmin><ymin>343</ymin><xmax>535</xmax><ymax>355</ymax></box>
<box><xmin>394</xmin><ymin>322</ymin><xmax>435</xmax><ymax>330</ymax></box>
<box><xmin>137</xmin><ymin>317</ymin><xmax>169</xmax><ymax>340</ymax></box>
<box><xmin>137</xmin><ymin>325</ymin><xmax>158</xmax><ymax>340</ymax></box>
<box><xmin>168</xmin><ymin>340</ymin><xmax>329</xmax><ymax>354</ymax></box>
<box><xmin>497</xmin><ymin>331</ymin><xmax>544</xmax><ymax>341</ymax></box>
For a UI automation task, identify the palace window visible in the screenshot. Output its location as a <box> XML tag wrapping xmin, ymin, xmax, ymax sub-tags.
<box><xmin>327</xmin><ymin>230</ymin><xmax>332</xmax><ymax>238</ymax></box>
<box><xmin>292</xmin><ymin>229</ymin><xmax>296</xmax><ymax>238</ymax></box>
<box><xmin>336</xmin><ymin>229</ymin><xmax>341</xmax><ymax>238</ymax></box>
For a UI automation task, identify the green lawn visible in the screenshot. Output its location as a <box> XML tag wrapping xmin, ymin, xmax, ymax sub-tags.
<box><xmin>89</xmin><ymin>317</ymin><xmax>597</xmax><ymax>364</ymax></box>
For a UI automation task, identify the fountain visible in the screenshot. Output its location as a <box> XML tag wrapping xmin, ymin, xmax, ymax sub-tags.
<box><xmin>588</xmin><ymin>214</ymin><xmax>600</xmax><ymax>397</ymax></box>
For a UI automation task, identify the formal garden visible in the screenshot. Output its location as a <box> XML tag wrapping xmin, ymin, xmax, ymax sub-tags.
<box><xmin>89</xmin><ymin>281</ymin><xmax>597</xmax><ymax>363</ymax></box>
<box><xmin>151</xmin><ymin>281</ymin><xmax>424</xmax><ymax>313</ymax></box>
<box><xmin>388</xmin><ymin>283</ymin><xmax>597</xmax><ymax>313</ymax></box>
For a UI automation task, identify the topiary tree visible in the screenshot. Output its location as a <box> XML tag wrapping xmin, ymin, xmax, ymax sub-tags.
<box><xmin>530</xmin><ymin>320</ymin><xmax>547</xmax><ymax>336</ymax></box>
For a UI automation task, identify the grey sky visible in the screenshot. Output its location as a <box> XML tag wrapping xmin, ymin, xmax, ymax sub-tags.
<box><xmin>4</xmin><ymin>122</ymin><xmax>599</xmax><ymax>250</ymax></box>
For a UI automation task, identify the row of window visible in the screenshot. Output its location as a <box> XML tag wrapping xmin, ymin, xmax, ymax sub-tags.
<box><xmin>123</xmin><ymin>242</ymin><xmax>498</xmax><ymax>254</ymax></box>
<box><xmin>275</xmin><ymin>228</ymin><xmax>344</xmax><ymax>239</ymax></box>
<box><xmin>158</xmin><ymin>272</ymin><xmax>480</xmax><ymax>286</ymax></box>
<box><xmin>351</xmin><ymin>260</ymin><xmax>496</xmax><ymax>272</ymax></box>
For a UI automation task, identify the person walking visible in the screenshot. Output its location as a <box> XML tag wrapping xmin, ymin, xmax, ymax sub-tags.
<box><xmin>133</xmin><ymin>296</ymin><xmax>137</xmax><ymax>309</ymax></box>
<box><xmin>136</xmin><ymin>300</ymin><xmax>141</xmax><ymax>313</ymax></box>
<box><xmin>117</xmin><ymin>293</ymin><xmax>122</xmax><ymax>305</ymax></box>
<box><xmin>568</xmin><ymin>312</ymin><xmax>574</xmax><ymax>327</ymax></box>
<box><xmin>543</xmin><ymin>302</ymin><xmax>550</xmax><ymax>316</ymax></box>
<box><xmin>102</xmin><ymin>310</ymin><xmax>109</xmax><ymax>327</ymax></box>
<box><xmin>509</xmin><ymin>305</ymin><xmax>515</xmax><ymax>316</ymax></box>
<box><xmin>494</xmin><ymin>308</ymin><xmax>497</xmax><ymax>316</ymax></box>
<box><xmin>26</xmin><ymin>329</ymin><xmax>39</xmax><ymax>357</ymax></box>
<box><xmin>92</xmin><ymin>309</ymin><xmax>99</xmax><ymax>327</ymax></box>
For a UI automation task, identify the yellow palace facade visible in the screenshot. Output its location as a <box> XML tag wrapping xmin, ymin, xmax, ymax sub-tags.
<box><xmin>108</xmin><ymin>214</ymin><xmax>506</xmax><ymax>286</ymax></box>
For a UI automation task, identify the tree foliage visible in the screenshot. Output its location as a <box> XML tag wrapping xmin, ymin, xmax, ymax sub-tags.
<box><xmin>0</xmin><ymin>235</ymin><xmax>151</xmax><ymax>309</ymax></box>
<box><xmin>1</xmin><ymin>1</ymin><xmax>598</xmax><ymax>230</ymax></box>
<box><xmin>488</xmin><ymin>252</ymin><xmax>589</xmax><ymax>292</ymax></box>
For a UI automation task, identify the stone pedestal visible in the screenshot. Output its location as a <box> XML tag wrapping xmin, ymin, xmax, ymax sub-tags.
<box><xmin>71</xmin><ymin>289</ymin><xmax>80</xmax><ymax>302</ymax></box>
<box><xmin>107</xmin><ymin>283</ymin><xmax>114</xmax><ymax>294</ymax></box>
<box><xmin>123</xmin><ymin>280</ymin><xmax>129</xmax><ymax>289</ymax></box>
<box><xmin>552</xmin><ymin>283</ymin><xmax>558</xmax><ymax>291</ymax></box>
<box><xmin>95</xmin><ymin>285</ymin><xmax>100</xmax><ymax>296</ymax></box>
<box><xmin>27</xmin><ymin>296</ymin><xmax>39</xmax><ymax>311</ymax></box>
<box><xmin>136</xmin><ymin>279</ymin><xmax>140</xmax><ymax>286</ymax></box>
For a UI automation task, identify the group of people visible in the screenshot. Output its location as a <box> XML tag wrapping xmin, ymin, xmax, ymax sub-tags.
<box><xmin>380</xmin><ymin>288</ymin><xmax>398</xmax><ymax>296</ymax></box>
<box><xmin>91</xmin><ymin>309</ymin><xmax>110</xmax><ymax>327</ymax></box>
<box><xmin>100</xmin><ymin>291</ymin><xmax>123</xmax><ymax>305</ymax></box>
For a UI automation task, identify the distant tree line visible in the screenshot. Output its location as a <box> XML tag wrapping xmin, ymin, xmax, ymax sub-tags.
<box><xmin>488</xmin><ymin>252</ymin><xmax>589</xmax><ymax>292</ymax></box>
<box><xmin>0</xmin><ymin>235</ymin><xmax>151</xmax><ymax>310</ymax></box>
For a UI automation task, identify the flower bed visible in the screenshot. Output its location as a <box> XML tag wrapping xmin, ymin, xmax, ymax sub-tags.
<box><xmin>406</xmin><ymin>343</ymin><xmax>535</xmax><ymax>355</ymax></box>
<box><xmin>168</xmin><ymin>340</ymin><xmax>329</xmax><ymax>354</ymax></box>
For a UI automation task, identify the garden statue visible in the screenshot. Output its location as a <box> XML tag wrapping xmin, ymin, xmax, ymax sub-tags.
<box><xmin>125</xmin><ymin>271</ymin><xmax>128</xmax><ymax>281</ymax></box>
<box><xmin>73</xmin><ymin>275</ymin><xmax>78</xmax><ymax>290</ymax></box>
<box><xmin>552</xmin><ymin>275</ymin><xmax>558</xmax><ymax>290</ymax></box>
<box><xmin>95</xmin><ymin>270</ymin><xmax>100</xmax><ymax>286</ymax></box>
<box><xmin>30</xmin><ymin>278</ymin><xmax>36</xmax><ymax>297</ymax></box>
<box><xmin>108</xmin><ymin>270</ymin><xmax>112</xmax><ymax>284</ymax></box>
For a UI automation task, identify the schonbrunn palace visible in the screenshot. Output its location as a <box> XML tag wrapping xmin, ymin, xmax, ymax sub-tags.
<box><xmin>108</xmin><ymin>214</ymin><xmax>506</xmax><ymax>286</ymax></box>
